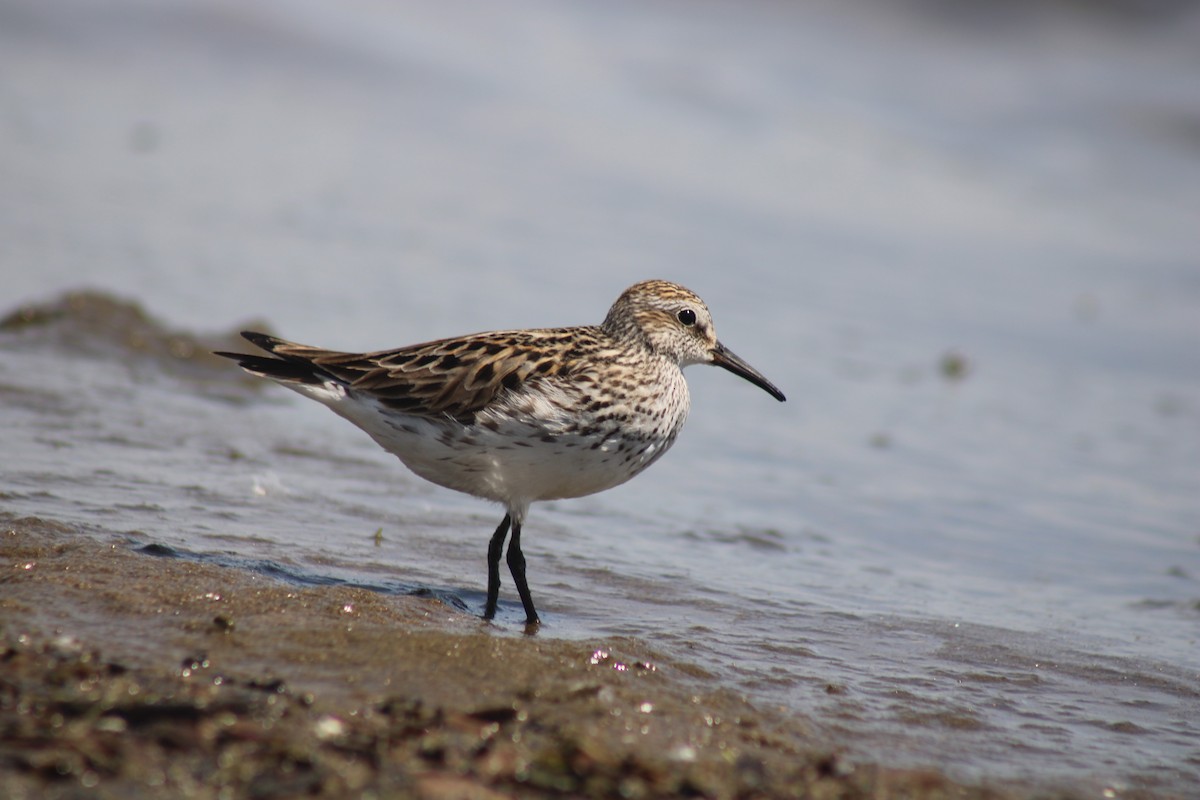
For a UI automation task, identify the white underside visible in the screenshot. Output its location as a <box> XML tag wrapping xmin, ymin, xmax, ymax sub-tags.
<box><xmin>283</xmin><ymin>379</ymin><xmax>686</xmax><ymax>521</ymax></box>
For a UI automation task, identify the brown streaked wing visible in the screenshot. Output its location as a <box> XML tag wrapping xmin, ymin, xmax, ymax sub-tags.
<box><xmin>276</xmin><ymin>328</ymin><xmax>599</xmax><ymax>423</ymax></box>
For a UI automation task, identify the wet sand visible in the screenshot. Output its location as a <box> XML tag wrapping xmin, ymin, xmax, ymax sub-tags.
<box><xmin>1</xmin><ymin>516</ymin><xmax>1053</xmax><ymax>800</ymax></box>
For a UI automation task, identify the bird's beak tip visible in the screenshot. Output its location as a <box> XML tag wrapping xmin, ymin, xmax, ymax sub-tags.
<box><xmin>711</xmin><ymin>343</ymin><xmax>786</xmax><ymax>403</ymax></box>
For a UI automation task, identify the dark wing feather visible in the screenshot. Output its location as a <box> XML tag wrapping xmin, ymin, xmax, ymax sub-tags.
<box><xmin>221</xmin><ymin>328</ymin><xmax>607</xmax><ymax>423</ymax></box>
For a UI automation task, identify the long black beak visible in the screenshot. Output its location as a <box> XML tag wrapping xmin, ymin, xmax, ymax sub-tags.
<box><xmin>711</xmin><ymin>342</ymin><xmax>786</xmax><ymax>402</ymax></box>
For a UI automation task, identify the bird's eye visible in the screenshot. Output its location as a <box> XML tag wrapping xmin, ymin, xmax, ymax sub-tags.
<box><xmin>676</xmin><ymin>308</ymin><xmax>697</xmax><ymax>327</ymax></box>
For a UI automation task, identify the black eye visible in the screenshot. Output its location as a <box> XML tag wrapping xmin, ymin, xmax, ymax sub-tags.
<box><xmin>677</xmin><ymin>308</ymin><xmax>697</xmax><ymax>327</ymax></box>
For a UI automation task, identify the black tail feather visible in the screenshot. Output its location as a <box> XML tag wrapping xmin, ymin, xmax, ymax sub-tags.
<box><xmin>214</xmin><ymin>331</ymin><xmax>327</xmax><ymax>385</ymax></box>
<box><xmin>213</xmin><ymin>351</ymin><xmax>325</xmax><ymax>384</ymax></box>
<box><xmin>239</xmin><ymin>330</ymin><xmax>289</xmax><ymax>355</ymax></box>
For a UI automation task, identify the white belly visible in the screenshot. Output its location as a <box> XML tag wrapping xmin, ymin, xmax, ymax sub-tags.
<box><xmin>303</xmin><ymin>380</ymin><xmax>688</xmax><ymax>511</ymax></box>
<box><xmin>284</xmin><ymin>362</ymin><xmax>691</xmax><ymax>513</ymax></box>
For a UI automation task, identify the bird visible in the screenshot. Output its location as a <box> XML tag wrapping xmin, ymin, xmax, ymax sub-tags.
<box><xmin>216</xmin><ymin>279</ymin><xmax>785</xmax><ymax>626</ymax></box>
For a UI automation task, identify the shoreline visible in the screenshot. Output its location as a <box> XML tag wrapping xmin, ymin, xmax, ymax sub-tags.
<box><xmin>2</xmin><ymin>515</ymin><xmax>1072</xmax><ymax>799</ymax></box>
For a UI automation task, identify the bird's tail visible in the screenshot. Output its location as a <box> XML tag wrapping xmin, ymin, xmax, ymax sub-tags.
<box><xmin>214</xmin><ymin>331</ymin><xmax>331</xmax><ymax>386</ymax></box>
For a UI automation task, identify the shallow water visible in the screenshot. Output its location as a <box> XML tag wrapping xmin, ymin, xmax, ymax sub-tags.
<box><xmin>3</xmin><ymin>0</ymin><xmax>1200</xmax><ymax>794</ymax></box>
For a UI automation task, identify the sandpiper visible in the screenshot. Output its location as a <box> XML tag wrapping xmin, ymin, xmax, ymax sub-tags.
<box><xmin>217</xmin><ymin>280</ymin><xmax>785</xmax><ymax>625</ymax></box>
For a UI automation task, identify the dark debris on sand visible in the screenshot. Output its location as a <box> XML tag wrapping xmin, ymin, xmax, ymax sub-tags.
<box><xmin>0</xmin><ymin>518</ymin><xmax>1073</xmax><ymax>800</ymax></box>
<box><xmin>0</xmin><ymin>633</ymin><xmax>1018</xmax><ymax>800</ymax></box>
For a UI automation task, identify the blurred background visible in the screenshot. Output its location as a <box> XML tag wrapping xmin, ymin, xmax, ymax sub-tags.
<box><xmin>3</xmin><ymin>0</ymin><xmax>1199</xmax><ymax>793</ymax></box>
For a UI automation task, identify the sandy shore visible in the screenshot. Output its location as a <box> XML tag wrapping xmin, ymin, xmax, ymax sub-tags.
<box><xmin>2</xmin><ymin>515</ymin><xmax>1067</xmax><ymax>800</ymax></box>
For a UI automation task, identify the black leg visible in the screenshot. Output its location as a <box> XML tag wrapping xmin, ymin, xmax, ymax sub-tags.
<box><xmin>506</xmin><ymin>520</ymin><xmax>540</xmax><ymax>626</ymax></box>
<box><xmin>483</xmin><ymin>514</ymin><xmax>511</xmax><ymax>620</ymax></box>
